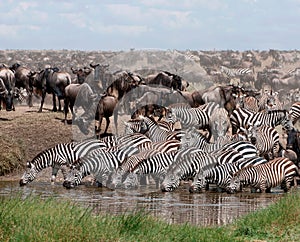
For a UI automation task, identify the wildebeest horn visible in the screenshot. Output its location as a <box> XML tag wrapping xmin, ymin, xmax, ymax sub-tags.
<box><xmin>90</xmin><ymin>63</ymin><xmax>100</xmax><ymax>68</ymax></box>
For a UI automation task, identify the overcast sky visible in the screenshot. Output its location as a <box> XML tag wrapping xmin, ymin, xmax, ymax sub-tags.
<box><xmin>0</xmin><ymin>0</ymin><xmax>299</xmax><ymax>51</ymax></box>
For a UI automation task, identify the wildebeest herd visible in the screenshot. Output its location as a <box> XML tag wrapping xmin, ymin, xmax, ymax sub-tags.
<box><xmin>1</xmin><ymin>61</ymin><xmax>300</xmax><ymax>194</ymax></box>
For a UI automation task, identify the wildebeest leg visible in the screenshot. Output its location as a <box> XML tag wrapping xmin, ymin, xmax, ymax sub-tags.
<box><xmin>104</xmin><ymin>116</ymin><xmax>110</xmax><ymax>134</ymax></box>
<box><xmin>114</xmin><ymin>112</ymin><xmax>118</xmax><ymax>135</ymax></box>
<box><xmin>38</xmin><ymin>90</ymin><xmax>47</xmax><ymax>113</ymax></box>
<box><xmin>52</xmin><ymin>93</ymin><xmax>58</xmax><ymax>112</ymax></box>
<box><xmin>64</xmin><ymin>98</ymin><xmax>69</xmax><ymax>124</ymax></box>
<box><xmin>95</xmin><ymin>116</ymin><xmax>103</xmax><ymax>138</ymax></box>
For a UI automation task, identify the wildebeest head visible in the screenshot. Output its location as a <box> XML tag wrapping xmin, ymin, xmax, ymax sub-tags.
<box><xmin>71</xmin><ymin>66</ymin><xmax>92</xmax><ymax>84</ymax></box>
<box><xmin>0</xmin><ymin>77</ymin><xmax>14</xmax><ymax>111</ymax></box>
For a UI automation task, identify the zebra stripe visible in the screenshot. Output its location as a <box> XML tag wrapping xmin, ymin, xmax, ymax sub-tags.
<box><xmin>245</xmin><ymin>125</ymin><xmax>280</xmax><ymax>159</ymax></box>
<box><xmin>63</xmin><ymin>150</ymin><xmax>121</xmax><ymax>188</ymax></box>
<box><xmin>289</xmin><ymin>102</ymin><xmax>300</xmax><ymax>124</ymax></box>
<box><xmin>166</xmin><ymin>105</ymin><xmax>210</xmax><ymax>130</ymax></box>
<box><xmin>230</xmin><ymin>107</ymin><xmax>289</xmax><ymax>133</ymax></box>
<box><xmin>220</xmin><ymin>66</ymin><xmax>252</xmax><ymax>77</ymax></box>
<box><xmin>20</xmin><ymin>139</ymin><xmax>106</xmax><ymax>185</ymax></box>
<box><xmin>161</xmin><ymin>150</ymin><xmax>218</xmax><ymax>192</ymax></box>
<box><xmin>227</xmin><ymin>157</ymin><xmax>299</xmax><ymax>193</ymax></box>
<box><xmin>190</xmin><ymin>156</ymin><xmax>268</xmax><ymax>193</ymax></box>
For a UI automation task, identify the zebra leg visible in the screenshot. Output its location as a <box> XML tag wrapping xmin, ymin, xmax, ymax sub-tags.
<box><xmin>51</xmin><ymin>166</ymin><xmax>60</xmax><ymax>184</ymax></box>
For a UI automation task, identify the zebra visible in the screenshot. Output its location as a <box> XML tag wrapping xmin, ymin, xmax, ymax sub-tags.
<box><xmin>230</xmin><ymin>107</ymin><xmax>290</xmax><ymax>134</ymax></box>
<box><xmin>109</xmin><ymin>148</ymin><xmax>162</xmax><ymax>189</ymax></box>
<box><xmin>19</xmin><ymin>139</ymin><xmax>106</xmax><ymax>186</ymax></box>
<box><xmin>208</xmin><ymin>107</ymin><xmax>230</xmax><ymax>142</ymax></box>
<box><xmin>242</xmin><ymin>125</ymin><xmax>280</xmax><ymax>160</ymax></box>
<box><xmin>161</xmin><ymin>149</ymin><xmax>219</xmax><ymax>192</ymax></box>
<box><xmin>166</xmin><ymin>102</ymin><xmax>218</xmax><ymax>132</ymax></box>
<box><xmin>189</xmin><ymin>156</ymin><xmax>268</xmax><ymax>193</ymax></box>
<box><xmin>124</xmin><ymin>152</ymin><xmax>176</xmax><ymax>189</ymax></box>
<box><xmin>227</xmin><ymin>157</ymin><xmax>299</xmax><ymax>193</ymax></box>
<box><xmin>220</xmin><ymin>66</ymin><xmax>252</xmax><ymax>77</ymax></box>
<box><xmin>289</xmin><ymin>102</ymin><xmax>300</xmax><ymax>124</ymax></box>
<box><xmin>139</xmin><ymin>115</ymin><xmax>181</xmax><ymax>142</ymax></box>
<box><xmin>258</xmin><ymin>90</ymin><xmax>283</xmax><ymax>112</ymax></box>
<box><xmin>62</xmin><ymin>149</ymin><xmax>121</xmax><ymax>189</ymax></box>
<box><xmin>242</xmin><ymin>96</ymin><xmax>259</xmax><ymax>113</ymax></box>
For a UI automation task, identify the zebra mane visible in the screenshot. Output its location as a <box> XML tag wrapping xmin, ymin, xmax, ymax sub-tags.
<box><xmin>231</xmin><ymin>165</ymin><xmax>254</xmax><ymax>177</ymax></box>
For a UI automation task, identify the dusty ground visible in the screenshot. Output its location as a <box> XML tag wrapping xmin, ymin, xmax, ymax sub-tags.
<box><xmin>0</xmin><ymin>102</ymin><xmax>74</xmax><ymax>181</ymax></box>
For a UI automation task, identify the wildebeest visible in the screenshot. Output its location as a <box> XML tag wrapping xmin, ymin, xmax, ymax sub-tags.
<box><xmin>75</xmin><ymin>71</ymin><xmax>142</xmax><ymax>136</ymax></box>
<box><xmin>286</xmin><ymin>127</ymin><xmax>300</xmax><ymax>167</ymax></box>
<box><xmin>28</xmin><ymin>67</ymin><xmax>71</xmax><ymax>112</ymax></box>
<box><xmin>200</xmin><ymin>85</ymin><xmax>246</xmax><ymax>115</ymax></box>
<box><xmin>89</xmin><ymin>63</ymin><xmax>116</xmax><ymax>91</ymax></box>
<box><xmin>71</xmin><ymin>66</ymin><xmax>92</xmax><ymax>84</ymax></box>
<box><xmin>0</xmin><ymin>66</ymin><xmax>16</xmax><ymax>111</ymax></box>
<box><xmin>144</xmin><ymin>71</ymin><xmax>189</xmax><ymax>91</ymax></box>
<box><xmin>64</xmin><ymin>83</ymin><xmax>97</xmax><ymax>124</ymax></box>
<box><xmin>10</xmin><ymin>63</ymin><xmax>33</xmax><ymax>107</ymax></box>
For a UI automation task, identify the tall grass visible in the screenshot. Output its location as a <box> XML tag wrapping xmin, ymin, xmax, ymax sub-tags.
<box><xmin>1</xmin><ymin>191</ymin><xmax>300</xmax><ymax>241</ymax></box>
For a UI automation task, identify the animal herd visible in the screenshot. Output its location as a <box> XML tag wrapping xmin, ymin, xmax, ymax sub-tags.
<box><xmin>1</xmin><ymin>61</ymin><xmax>300</xmax><ymax>194</ymax></box>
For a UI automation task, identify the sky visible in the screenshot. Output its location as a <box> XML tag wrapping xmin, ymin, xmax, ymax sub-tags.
<box><xmin>0</xmin><ymin>0</ymin><xmax>299</xmax><ymax>51</ymax></box>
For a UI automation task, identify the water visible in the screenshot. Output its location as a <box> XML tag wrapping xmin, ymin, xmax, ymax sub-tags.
<box><xmin>0</xmin><ymin>181</ymin><xmax>286</xmax><ymax>226</ymax></box>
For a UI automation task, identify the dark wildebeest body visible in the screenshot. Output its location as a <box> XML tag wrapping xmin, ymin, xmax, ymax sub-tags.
<box><xmin>0</xmin><ymin>67</ymin><xmax>16</xmax><ymax>111</ymax></box>
<box><xmin>10</xmin><ymin>63</ymin><xmax>33</xmax><ymax>107</ymax></box>
<box><xmin>75</xmin><ymin>71</ymin><xmax>142</xmax><ymax>136</ymax></box>
<box><xmin>286</xmin><ymin>128</ymin><xmax>300</xmax><ymax>167</ymax></box>
<box><xmin>28</xmin><ymin>67</ymin><xmax>71</xmax><ymax>112</ymax></box>
<box><xmin>144</xmin><ymin>71</ymin><xmax>188</xmax><ymax>91</ymax></box>
<box><xmin>64</xmin><ymin>83</ymin><xmax>97</xmax><ymax>124</ymax></box>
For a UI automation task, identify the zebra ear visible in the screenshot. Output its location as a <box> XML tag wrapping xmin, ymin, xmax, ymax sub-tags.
<box><xmin>26</xmin><ymin>161</ymin><xmax>32</xmax><ymax>168</ymax></box>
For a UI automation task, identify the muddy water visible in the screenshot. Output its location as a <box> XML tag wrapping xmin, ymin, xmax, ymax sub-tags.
<box><xmin>0</xmin><ymin>181</ymin><xmax>287</xmax><ymax>226</ymax></box>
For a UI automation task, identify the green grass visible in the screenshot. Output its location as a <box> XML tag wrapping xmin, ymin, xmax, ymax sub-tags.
<box><xmin>1</xmin><ymin>191</ymin><xmax>300</xmax><ymax>241</ymax></box>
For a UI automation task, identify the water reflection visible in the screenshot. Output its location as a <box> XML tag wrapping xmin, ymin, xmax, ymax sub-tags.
<box><xmin>0</xmin><ymin>181</ymin><xmax>287</xmax><ymax>226</ymax></box>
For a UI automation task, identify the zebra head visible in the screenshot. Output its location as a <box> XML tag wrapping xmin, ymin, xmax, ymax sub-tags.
<box><xmin>226</xmin><ymin>172</ymin><xmax>241</xmax><ymax>194</ymax></box>
<box><xmin>108</xmin><ymin>168</ymin><xmax>125</xmax><ymax>189</ymax></box>
<box><xmin>19</xmin><ymin>162</ymin><xmax>39</xmax><ymax>186</ymax></box>
<box><xmin>62</xmin><ymin>166</ymin><xmax>83</xmax><ymax>189</ymax></box>
<box><xmin>161</xmin><ymin>171</ymin><xmax>181</xmax><ymax>192</ymax></box>
<box><xmin>122</xmin><ymin>172</ymin><xmax>139</xmax><ymax>189</ymax></box>
<box><xmin>189</xmin><ymin>171</ymin><xmax>206</xmax><ymax>193</ymax></box>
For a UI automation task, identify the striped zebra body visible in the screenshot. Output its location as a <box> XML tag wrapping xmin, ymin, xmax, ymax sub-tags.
<box><xmin>166</xmin><ymin>105</ymin><xmax>210</xmax><ymax>130</ymax></box>
<box><xmin>245</xmin><ymin>125</ymin><xmax>280</xmax><ymax>159</ymax></box>
<box><xmin>109</xmin><ymin>149</ymin><xmax>161</xmax><ymax>189</ymax></box>
<box><xmin>190</xmin><ymin>156</ymin><xmax>268</xmax><ymax>193</ymax></box>
<box><xmin>230</xmin><ymin>108</ymin><xmax>289</xmax><ymax>133</ymax></box>
<box><xmin>124</xmin><ymin>152</ymin><xmax>176</xmax><ymax>189</ymax></box>
<box><xmin>220</xmin><ymin>66</ymin><xmax>252</xmax><ymax>77</ymax></box>
<box><xmin>289</xmin><ymin>102</ymin><xmax>300</xmax><ymax>124</ymax></box>
<box><xmin>63</xmin><ymin>150</ymin><xmax>120</xmax><ymax>188</ymax></box>
<box><xmin>214</xmin><ymin>140</ymin><xmax>258</xmax><ymax>160</ymax></box>
<box><xmin>227</xmin><ymin>157</ymin><xmax>299</xmax><ymax>193</ymax></box>
<box><xmin>140</xmin><ymin>116</ymin><xmax>178</xmax><ymax>142</ymax></box>
<box><xmin>180</xmin><ymin>127</ymin><xmax>237</xmax><ymax>152</ymax></box>
<box><xmin>161</xmin><ymin>150</ymin><xmax>218</xmax><ymax>192</ymax></box>
<box><xmin>116</xmin><ymin>133</ymin><xmax>152</xmax><ymax>151</ymax></box>
<box><xmin>19</xmin><ymin>139</ymin><xmax>106</xmax><ymax>186</ymax></box>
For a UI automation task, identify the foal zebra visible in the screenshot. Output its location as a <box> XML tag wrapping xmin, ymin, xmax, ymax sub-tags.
<box><xmin>19</xmin><ymin>139</ymin><xmax>106</xmax><ymax>186</ymax></box>
<box><xmin>227</xmin><ymin>157</ymin><xmax>299</xmax><ymax>193</ymax></box>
